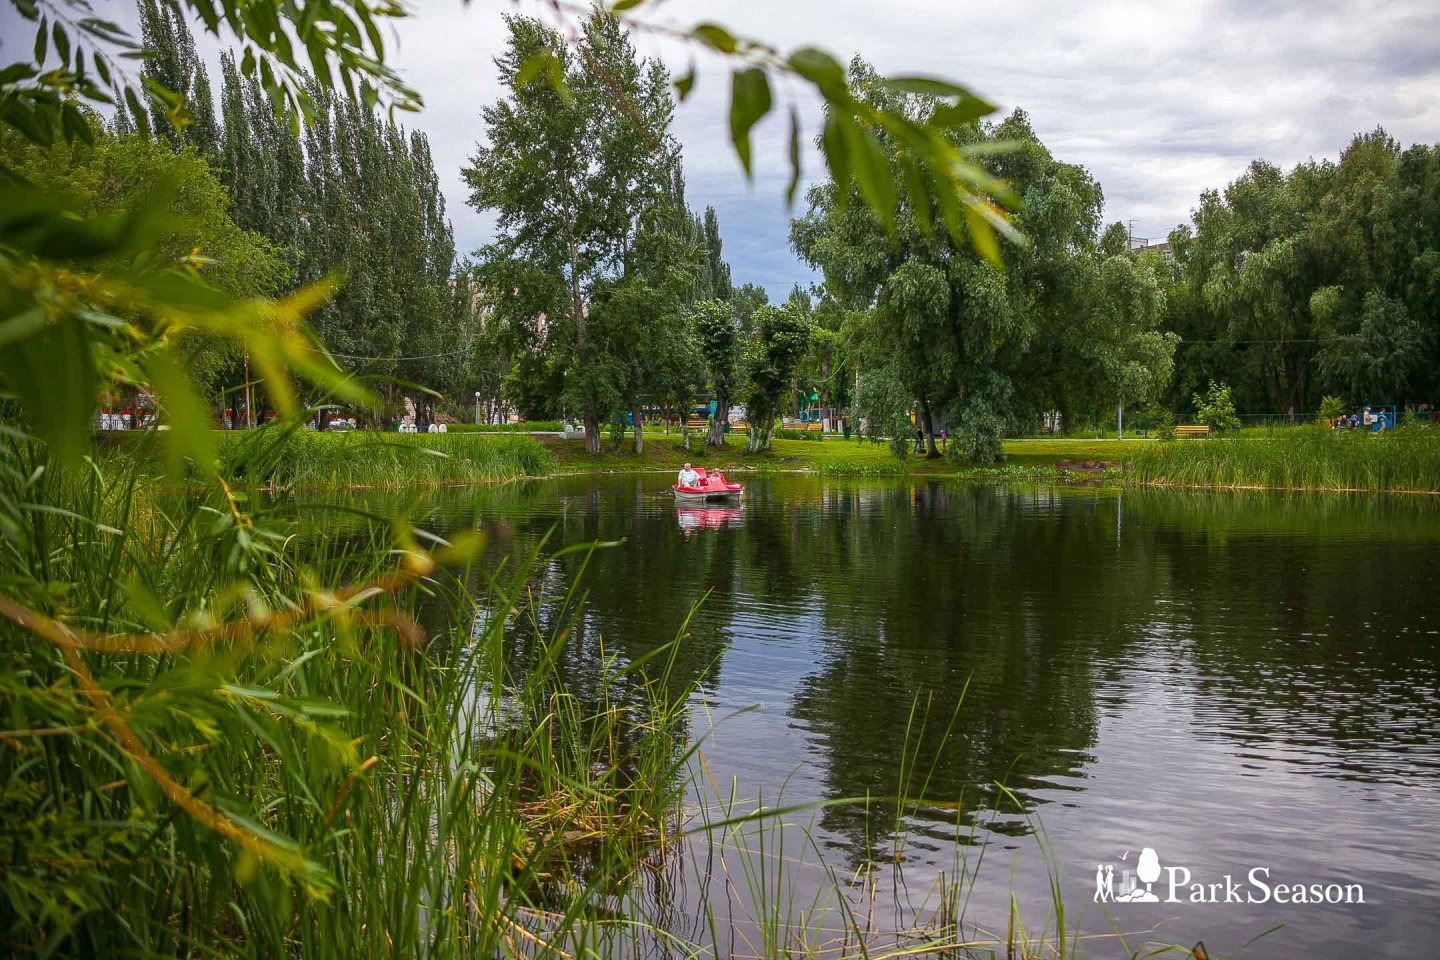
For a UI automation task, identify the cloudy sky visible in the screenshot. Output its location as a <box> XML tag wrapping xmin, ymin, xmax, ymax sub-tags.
<box><xmin>7</xmin><ymin>0</ymin><xmax>1440</xmax><ymax>300</ymax></box>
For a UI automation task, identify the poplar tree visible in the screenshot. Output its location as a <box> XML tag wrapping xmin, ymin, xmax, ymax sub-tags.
<box><xmin>137</xmin><ymin>0</ymin><xmax>220</xmax><ymax>158</ymax></box>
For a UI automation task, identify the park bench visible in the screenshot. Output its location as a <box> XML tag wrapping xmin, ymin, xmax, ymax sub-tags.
<box><xmin>685</xmin><ymin>417</ymin><xmax>709</xmax><ymax>431</ymax></box>
<box><xmin>1175</xmin><ymin>424</ymin><xmax>1211</xmax><ymax>438</ymax></box>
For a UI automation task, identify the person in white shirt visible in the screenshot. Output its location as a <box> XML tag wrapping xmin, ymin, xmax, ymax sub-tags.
<box><xmin>677</xmin><ymin>463</ymin><xmax>701</xmax><ymax>487</ymax></box>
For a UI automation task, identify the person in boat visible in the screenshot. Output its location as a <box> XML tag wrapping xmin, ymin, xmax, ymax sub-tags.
<box><xmin>678</xmin><ymin>463</ymin><xmax>701</xmax><ymax>488</ymax></box>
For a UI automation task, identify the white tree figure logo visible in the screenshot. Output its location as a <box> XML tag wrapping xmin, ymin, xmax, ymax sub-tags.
<box><xmin>1135</xmin><ymin>848</ymin><xmax>1161</xmax><ymax>901</ymax></box>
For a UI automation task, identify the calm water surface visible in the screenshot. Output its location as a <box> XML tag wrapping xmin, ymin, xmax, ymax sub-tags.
<box><xmin>363</xmin><ymin>475</ymin><xmax>1440</xmax><ymax>958</ymax></box>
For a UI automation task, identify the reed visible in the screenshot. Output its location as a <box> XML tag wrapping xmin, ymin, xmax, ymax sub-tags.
<box><xmin>219</xmin><ymin>426</ymin><xmax>554</xmax><ymax>488</ymax></box>
<box><xmin>1128</xmin><ymin>426</ymin><xmax>1440</xmax><ymax>493</ymax></box>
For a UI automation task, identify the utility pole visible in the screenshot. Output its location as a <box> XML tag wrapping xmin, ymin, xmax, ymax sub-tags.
<box><xmin>243</xmin><ymin>351</ymin><xmax>252</xmax><ymax>429</ymax></box>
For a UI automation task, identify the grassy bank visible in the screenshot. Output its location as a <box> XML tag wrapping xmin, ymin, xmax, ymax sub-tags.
<box><xmin>1129</xmin><ymin>426</ymin><xmax>1440</xmax><ymax>492</ymax></box>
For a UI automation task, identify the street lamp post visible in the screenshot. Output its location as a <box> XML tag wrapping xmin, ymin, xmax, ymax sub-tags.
<box><xmin>475</xmin><ymin>391</ymin><xmax>482</xmax><ymax>425</ymax></box>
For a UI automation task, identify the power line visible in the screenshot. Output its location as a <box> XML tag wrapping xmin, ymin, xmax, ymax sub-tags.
<box><xmin>326</xmin><ymin>347</ymin><xmax>473</xmax><ymax>361</ymax></box>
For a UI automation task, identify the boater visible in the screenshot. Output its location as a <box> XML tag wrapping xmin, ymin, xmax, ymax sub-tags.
<box><xmin>678</xmin><ymin>463</ymin><xmax>701</xmax><ymax>487</ymax></box>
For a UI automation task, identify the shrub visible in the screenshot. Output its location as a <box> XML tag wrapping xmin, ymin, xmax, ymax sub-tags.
<box><xmin>1151</xmin><ymin>406</ymin><xmax>1177</xmax><ymax>442</ymax></box>
<box><xmin>1192</xmin><ymin>380</ymin><xmax>1240</xmax><ymax>433</ymax></box>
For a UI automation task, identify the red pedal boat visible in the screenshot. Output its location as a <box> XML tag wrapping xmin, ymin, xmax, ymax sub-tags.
<box><xmin>672</xmin><ymin>467</ymin><xmax>744</xmax><ymax>502</ymax></box>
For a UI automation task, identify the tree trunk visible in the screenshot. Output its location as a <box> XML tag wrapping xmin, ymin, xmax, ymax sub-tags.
<box><xmin>790</xmin><ymin>376</ymin><xmax>800</xmax><ymax>420</ymax></box>
<box><xmin>707</xmin><ymin>391</ymin><xmax>727</xmax><ymax>447</ymax></box>
<box><xmin>564</xmin><ymin>206</ymin><xmax>599</xmax><ymax>456</ymax></box>
<box><xmin>582</xmin><ymin>411</ymin><xmax>600</xmax><ymax>455</ymax></box>
<box><xmin>919</xmin><ymin>393</ymin><xmax>940</xmax><ymax>459</ymax></box>
<box><xmin>629</xmin><ymin>395</ymin><xmax>644</xmax><ymax>455</ymax></box>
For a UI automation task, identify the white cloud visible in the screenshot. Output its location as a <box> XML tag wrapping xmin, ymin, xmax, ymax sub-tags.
<box><xmin>4</xmin><ymin>0</ymin><xmax>1437</xmax><ymax>298</ymax></box>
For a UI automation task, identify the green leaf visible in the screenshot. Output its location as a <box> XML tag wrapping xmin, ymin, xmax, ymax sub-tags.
<box><xmin>515</xmin><ymin>49</ymin><xmax>554</xmax><ymax>88</ymax></box>
<box><xmin>880</xmin><ymin>75</ymin><xmax>986</xmax><ymax>100</ymax></box>
<box><xmin>52</xmin><ymin>22</ymin><xmax>70</xmax><ymax>68</ymax></box>
<box><xmin>787</xmin><ymin>47</ymin><xmax>846</xmax><ymax>99</ymax></box>
<box><xmin>729</xmin><ymin>67</ymin><xmax>771</xmax><ymax>178</ymax></box>
<box><xmin>785</xmin><ymin>107</ymin><xmax>802</xmax><ymax>207</ymax></box>
<box><xmin>930</xmin><ymin>97</ymin><xmax>996</xmax><ymax>128</ymax></box>
<box><xmin>0</xmin><ymin>98</ymin><xmax>55</xmax><ymax>147</ymax></box>
<box><xmin>612</xmin><ymin>0</ymin><xmax>645</xmax><ymax>9</ymax></box>
<box><xmin>61</xmin><ymin>102</ymin><xmax>93</xmax><ymax>145</ymax></box>
<box><xmin>145</xmin><ymin>350</ymin><xmax>217</xmax><ymax>477</ymax></box>
<box><xmin>966</xmin><ymin>205</ymin><xmax>1001</xmax><ymax>267</ymax></box>
<box><xmin>673</xmin><ymin>66</ymin><xmax>695</xmax><ymax>102</ymax></box>
<box><xmin>694</xmin><ymin>23</ymin><xmax>738</xmax><ymax>54</ymax></box>
<box><xmin>899</xmin><ymin>153</ymin><xmax>933</xmax><ymax>239</ymax></box>
<box><xmin>820</xmin><ymin>111</ymin><xmax>853</xmax><ymax>211</ymax></box>
<box><xmin>846</xmin><ymin>121</ymin><xmax>896</xmax><ymax>234</ymax></box>
<box><xmin>34</xmin><ymin>17</ymin><xmax>48</xmax><ymax>64</ymax></box>
<box><xmin>0</xmin><ymin>311</ymin><xmax>96</xmax><ymax>465</ymax></box>
<box><xmin>0</xmin><ymin>307</ymin><xmax>47</xmax><ymax>348</ymax></box>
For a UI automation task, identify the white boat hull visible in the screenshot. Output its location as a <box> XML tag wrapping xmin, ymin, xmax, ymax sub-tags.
<box><xmin>673</xmin><ymin>487</ymin><xmax>742</xmax><ymax>502</ymax></box>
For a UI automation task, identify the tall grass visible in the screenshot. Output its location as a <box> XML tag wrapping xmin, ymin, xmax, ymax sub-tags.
<box><xmin>220</xmin><ymin>427</ymin><xmax>554</xmax><ymax>488</ymax></box>
<box><xmin>0</xmin><ymin>436</ymin><xmax>695</xmax><ymax>956</ymax></box>
<box><xmin>1129</xmin><ymin>426</ymin><xmax>1440</xmax><ymax>492</ymax></box>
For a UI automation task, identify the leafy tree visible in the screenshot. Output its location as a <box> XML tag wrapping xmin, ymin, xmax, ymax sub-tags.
<box><xmin>742</xmin><ymin>302</ymin><xmax>811</xmax><ymax>451</ymax></box>
<box><xmin>693</xmin><ymin>299</ymin><xmax>740</xmax><ymax>447</ymax></box>
<box><xmin>793</xmin><ymin>61</ymin><xmax>1163</xmax><ymax>461</ymax></box>
<box><xmin>1164</xmin><ymin>129</ymin><xmax>1440</xmax><ymax>414</ymax></box>
<box><xmin>851</xmin><ymin>368</ymin><xmax>913</xmax><ymax>457</ymax></box>
<box><xmin>1</xmin><ymin>127</ymin><xmax>282</xmax><ymax>407</ymax></box>
<box><xmin>591</xmin><ymin>199</ymin><xmax>705</xmax><ymax>454</ymax></box>
<box><xmin>732</xmin><ymin>282</ymin><xmax>770</xmax><ymax>335</ymax></box>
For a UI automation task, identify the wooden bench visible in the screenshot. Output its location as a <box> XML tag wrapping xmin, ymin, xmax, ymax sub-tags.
<box><xmin>1175</xmin><ymin>424</ymin><xmax>1211</xmax><ymax>438</ymax></box>
<box><xmin>685</xmin><ymin>418</ymin><xmax>709</xmax><ymax>431</ymax></box>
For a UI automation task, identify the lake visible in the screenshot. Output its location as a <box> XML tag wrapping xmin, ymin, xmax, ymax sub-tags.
<box><xmin>351</xmin><ymin>474</ymin><xmax>1440</xmax><ymax>958</ymax></box>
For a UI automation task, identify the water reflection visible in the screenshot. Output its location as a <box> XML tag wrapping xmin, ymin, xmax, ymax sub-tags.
<box><xmin>676</xmin><ymin>502</ymin><xmax>745</xmax><ymax>534</ymax></box>
<box><xmin>300</xmin><ymin>477</ymin><xmax>1440</xmax><ymax>958</ymax></box>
